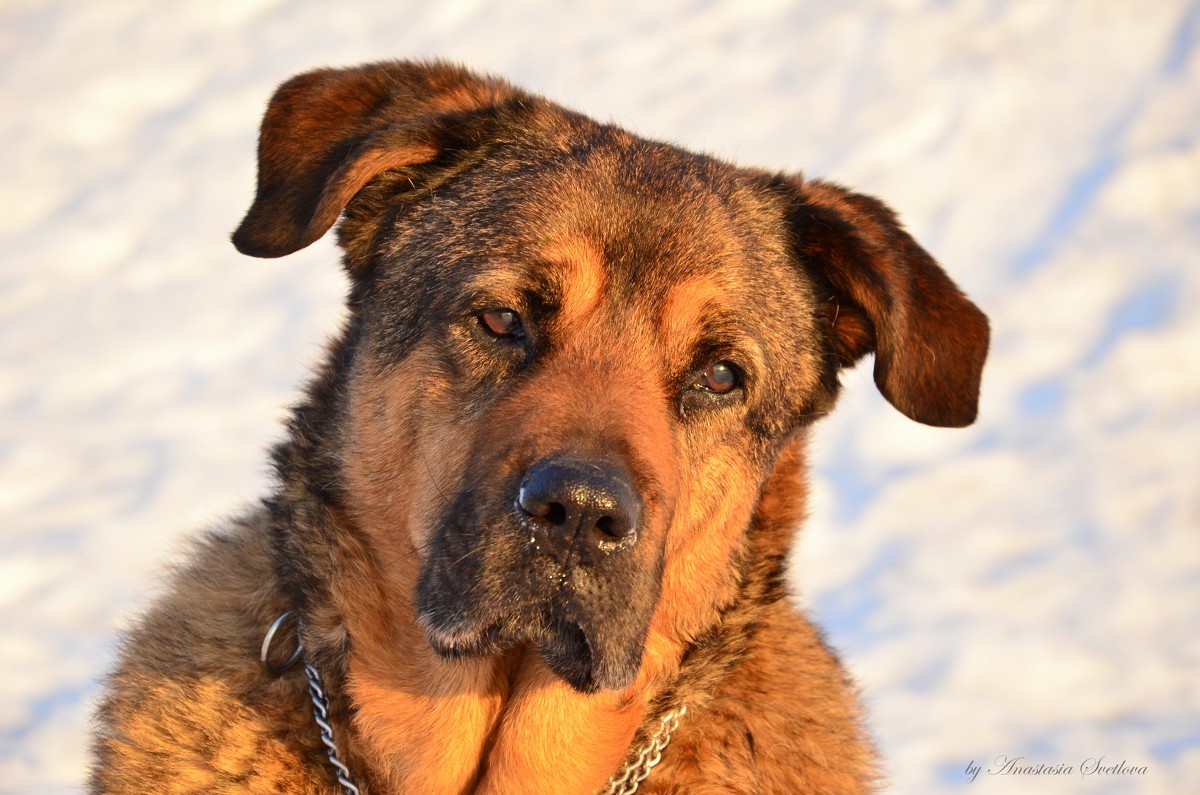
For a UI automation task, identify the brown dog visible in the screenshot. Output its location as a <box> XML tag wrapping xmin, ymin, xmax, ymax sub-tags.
<box><xmin>91</xmin><ymin>60</ymin><xmax>988</xmax><ymax>794</ymax></box>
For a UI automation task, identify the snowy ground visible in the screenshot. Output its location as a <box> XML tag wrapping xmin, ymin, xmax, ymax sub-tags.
<box><xmin>2</xmin><ymin>1</ymin><xmax>1198</xmax><ymax>792</ymax></box>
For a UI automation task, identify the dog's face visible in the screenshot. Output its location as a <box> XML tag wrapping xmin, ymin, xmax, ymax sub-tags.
<box><xmin>359</xmin><ymin>130</ymin><xmax>839</xmax><ymax>692</ymax></box>
<box><xmin>234</xmin><ymin>61</ymin><xmax>988</xmax><ymax>693</ymax></box>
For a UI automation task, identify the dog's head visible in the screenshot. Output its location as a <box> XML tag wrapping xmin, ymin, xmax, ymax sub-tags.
<box><xmin>236</xmin><ymin>61</ymin><xmax>988</xmax><ymax>693</ymax></box>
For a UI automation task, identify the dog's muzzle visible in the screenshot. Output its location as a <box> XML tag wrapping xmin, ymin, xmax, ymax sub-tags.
<box><xmin>417</xmin><ymin>453</ymin><xmax>660</xmax><ymax>693</ymax></box>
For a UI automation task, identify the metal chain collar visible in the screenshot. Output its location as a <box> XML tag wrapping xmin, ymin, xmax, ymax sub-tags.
<box><xmin>263</xmin><ymin>612</ymin><xmax>685</xmax><ymax>795</ymax></box>
<box><xmin>262</xmin><ymin>611</ymin><xmax>360</xmax><ymax>795</ymax></box>
<box><xmin>599</xmin><ymin>704</ymin><xmax>688</xmax><ymax>795</ymax></box>
<box><xmin>305</xmin><ymin>660</ymin><xmax>362</xmax><ymax>795</ymax></box>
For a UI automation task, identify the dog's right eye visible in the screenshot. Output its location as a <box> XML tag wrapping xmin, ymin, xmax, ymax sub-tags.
<box><xmin>479</xmin><ymin>309</ymin><xmax>524</xmax><ymax>340</ymax></box>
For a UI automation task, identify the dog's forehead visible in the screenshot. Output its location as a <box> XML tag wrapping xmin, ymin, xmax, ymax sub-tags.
<box><xmin>441</xmin><ymin>120</ymin><xmax>801</xmax><ymax>312</ymax></box>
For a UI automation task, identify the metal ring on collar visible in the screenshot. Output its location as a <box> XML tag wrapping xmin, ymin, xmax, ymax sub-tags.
<box><xmin>261</xmin><ymin>610</ymin><xmax>304</xmax><ymax>674</ymax></box>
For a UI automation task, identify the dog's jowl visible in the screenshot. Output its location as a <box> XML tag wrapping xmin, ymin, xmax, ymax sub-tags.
<box><xmin>91</xmin><ymin>60</ymin><xmax>988</xmax><ymax>795</ymax></box>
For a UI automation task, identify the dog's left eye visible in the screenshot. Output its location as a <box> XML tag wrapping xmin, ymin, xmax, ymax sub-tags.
<box><xmin>479</xmin><ymin>309</ymin><xmax>524</xmax><ymax>339</ymax></box>
<box><xmin>696</xmin><ymin>361</ymin><xmax>742</xmax><ymax>394</ymax></box>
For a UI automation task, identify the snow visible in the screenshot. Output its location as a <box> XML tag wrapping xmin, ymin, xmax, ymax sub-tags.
<box><xmin>2</xmin><ymin>1</ymin><xmax>1197</xmax><ymax>792</ymax></box>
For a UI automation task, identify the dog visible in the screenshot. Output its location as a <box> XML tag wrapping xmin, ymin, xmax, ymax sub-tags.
<box><xmin>90</xmin><ymin>60</ymin><xmax>988</xmax><ymax>794</ymax></box>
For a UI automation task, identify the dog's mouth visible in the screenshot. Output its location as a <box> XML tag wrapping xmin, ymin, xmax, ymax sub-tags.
<box><xmin>419</xmin><ymin>597</ymin><xmax>648</xmax><ymax>693</ymax></box>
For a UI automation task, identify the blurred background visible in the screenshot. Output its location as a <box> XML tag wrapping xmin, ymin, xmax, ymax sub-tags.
<box><xmin>2</xmin><ymin>1</ymin><xmax>1197</xmax><ymax>792</ymax></box>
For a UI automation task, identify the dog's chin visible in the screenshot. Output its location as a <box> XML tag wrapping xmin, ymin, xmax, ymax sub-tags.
<box><xmin>421</xmin><ymin>608</ymin><xmax>643</xmax><ymax>693</ymax></box>
<box><xmin>536</xmin><ymin>612</ymin><xmax>641</xmax><ymax>693</ymax></box>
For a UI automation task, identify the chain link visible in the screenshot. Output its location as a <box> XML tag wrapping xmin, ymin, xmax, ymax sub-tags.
<box><xmin>599</xmin><ymin>705</ymin><xmax>687</xmax><ymax>795</ymax></box>
<box><xmin>304</xmin><ymin>661</ymin><xmax>362</xmax><ymax>795</ymax></box>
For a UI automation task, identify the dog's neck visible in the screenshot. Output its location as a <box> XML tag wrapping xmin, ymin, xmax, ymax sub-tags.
<box><xmin>268</xmin><ymin>363</ymin><xmax>809</xmax><ymax>794</ymax></box>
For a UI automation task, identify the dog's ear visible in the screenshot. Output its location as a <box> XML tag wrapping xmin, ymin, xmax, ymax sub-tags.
<box><xmin>232</xmin><ymin>60</ymin><xmax>518</xmax><ymax>258</ymax></box>
<box><xmin>784</xmin><ymin>178</ymin><xmax>989</xmax><ymax>427</ymax></box>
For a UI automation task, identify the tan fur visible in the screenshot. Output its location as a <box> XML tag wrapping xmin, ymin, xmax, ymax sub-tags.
<box><xmin>643</xmin><ymin>439</ymin><xmax>875</xmax><ymax>793</ymax></box>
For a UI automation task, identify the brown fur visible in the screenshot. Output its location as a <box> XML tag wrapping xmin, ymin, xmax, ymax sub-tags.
<box><xmin>91</xmin><ymin>60</ymin><xmax>989</xmax><ymax>794</ymax></box>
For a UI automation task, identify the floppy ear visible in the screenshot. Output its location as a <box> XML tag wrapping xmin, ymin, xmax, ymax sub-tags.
<box><xmin>785</xmin><ymin>178</ymin><xmax>989</xmax><ymax>427</ymax></box>
<box><xmin>232</xmin><ymin>60</ymin><xmax>519</xmax><ymax>258</ymax></box>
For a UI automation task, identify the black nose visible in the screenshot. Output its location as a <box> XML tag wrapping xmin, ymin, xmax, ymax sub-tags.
<box><xmin>517</xmin><ymin>458</ymin><xmax>642</xmax><ymax>545</ymax></box>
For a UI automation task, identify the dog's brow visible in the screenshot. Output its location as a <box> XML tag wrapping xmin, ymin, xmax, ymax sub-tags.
<box><xmin>653</xmin><ymin>275</ymin><xmax>764</xmax><ymax>380</ymax></box>
<box><xmin>659</xmin><ymin>276</ymin><xmax>738</xmax><ymax>346</ymax></box>
<box><xmin>458</xmin><ymin>270</ymin><xmax>530</xmax><ymax>309</ymax></box>
<box><xmin>538</xmin><ymin>237</ymin><xmax>607</xmax><ymax>329</ymax></box>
